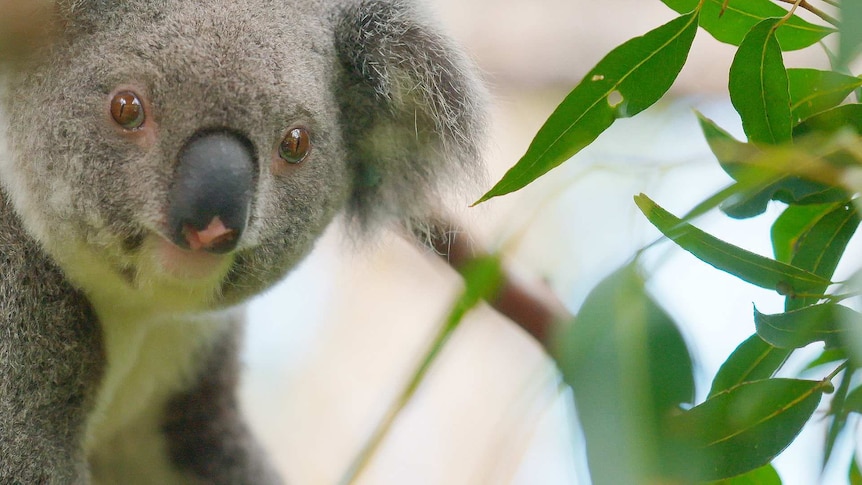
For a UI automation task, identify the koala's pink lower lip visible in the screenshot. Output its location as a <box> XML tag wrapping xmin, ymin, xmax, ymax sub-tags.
<box><xmin>154</xmin><ymin>236</ymin><xmax>228</xmax><ymax>280</ymax></box>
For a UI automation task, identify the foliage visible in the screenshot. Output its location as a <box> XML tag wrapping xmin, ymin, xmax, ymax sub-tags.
<box><xmin>345</xmin><ymin>1</ymin><xmax>862</xmax><ymax>483</ymax></box>
<box><xmin>483</xmin><ymin>0</ymin><xmax>862</xmax><ymax>482</ymax></box>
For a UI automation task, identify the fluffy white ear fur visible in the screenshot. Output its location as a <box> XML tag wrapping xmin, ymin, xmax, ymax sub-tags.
<box><xmin>335</xmin><ymin>0</ymin><xmax>487</xmax><ymax>236</ymax></box>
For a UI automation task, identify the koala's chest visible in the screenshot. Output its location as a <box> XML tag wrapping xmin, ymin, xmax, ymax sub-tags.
<box><xmin>84</xmin><ymin>306</ymin><xmax>231</xmax><ymax>478</ymax></box>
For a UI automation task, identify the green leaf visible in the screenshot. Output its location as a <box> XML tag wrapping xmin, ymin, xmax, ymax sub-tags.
<box><xmin>661</xmin><ymin>0</ymin><xmax>834</xmax><ymax>50</ymax></box>
<box><xmin>851</xmin><ymin>457</ymin><xmax>862</xmax><ymax>485</ymax></box>
<box><xmin>771</xmin><ymin>203</ymin><xmax>841</xmax><ymax>264</ymax></box>
<box><xmin>697</xmin><ymin>114</ymin><xmax>846</xmax><ymax>219</ymax></box>
<box><xmin>708</xmin><ymin>464</ymin><xmax>782</xmax><ymax>485</ymax></box>
<box><xmin>824</xmin><ymin>363</ymin><xmax>853</xmax><ymax>468</ymax></box>
<box><xmin>844</xmin><ymin>385</ymin><xmax>862</xmax><ymax>414</ymax></box>
<box><xmin>838</xmin><ymin>0</ymin><xmax>862</xmax><ymax>69</ymax></box>
<box><xmin>754</xmin><ymin>303</ymin><xmax>859</xmax><ymax>349</ymax></box>
<box><xmin>784</xmin><ymin>202</ymin><xmax>860</xmax><ymax>309</ymax></box>
<box><xmin>787</xmin><ymin>202</ymin><xmax>859</xmax><ymax>279</ymax></box>
<box><xmin>475</xmin><ymin>11</ymin><xmax>699</xmax><ymax>203</ymax></box>
<box><xmin>710</xmin><ymin>334</ymin><xmax>791</xmax><ymax>397</ymax></box>
<box><xmin>788</xmin><ymin>68</ymin><xmax>862</xmax><ymax>123</ymax></box>
<box><xmin>773</xmin><ymin>202</ymin><xmax>860</xmax><ymax>310</ymax></box>
<box><xmin>554</xmin><ymin>264</ymin><xmax>694</xmax><ymax>485</ymax></box>
<box><xmin>794</xmin><ymin>104</ymin><xmax>862</xmax><ymax>136</ymax></box>
<box><xmin>729</xmin><ymin>18</ymin><xmax>791</xmax><ymax>146</ymax></box>
<box><xmin>665</xmin><ymin>378</ymin><xmax>827</xmax><ymax>481</ymax></box>
<box><xmin>804</xmin><ymin>348</ymin><xmax>847</xmax><ymax>371</ymax></box>
<box><xmin>635</xmin><ymin>194</ymin><xmax>833</xmax><ymax>296</ymax></box>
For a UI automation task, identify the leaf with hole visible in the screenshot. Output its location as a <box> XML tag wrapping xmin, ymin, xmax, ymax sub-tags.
<box><xmin>665</xmin><ymin>378</ymin><xmax>827</xmax><ymax>481</ymax></box>
<box><xmin>788</xmin><ymin>69</ymin><xmax>862</xmax><ymax>124</ymax></box>
<box><xmin>729</xmin><ymin>18</ymin><xmax>791</xmax><ymax>146</ymax></box>
<box><xmin>660</xmin><ymin>0</ymin><xmax>834</xmax><ymax>50</ymax></box>
<box><xmin>709</xmin><ymin>334</ymin><xmax>790</xmax><ymax>398</ymax></box>
<box><xmin>754</xmin><ymin>303</ymin><xmax>859</xmax><ymax>349</ymax></box>
<box><xmin>635</xmin><ymin>194</ymin><xmax>833</xmax><ymax>296</ymax></box>
<box><xmin>554</xmin><ymin>264</ymin><xmax>694</xmax><ymax>484</ymax></box>
<box><xmin>475</xmin><ymin>11</ymin><xmax>698</xmax><ymax>203</ymax></box>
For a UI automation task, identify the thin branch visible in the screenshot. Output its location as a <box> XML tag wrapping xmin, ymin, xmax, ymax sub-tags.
<box><xmin>826</xmin><ymin>360</ymin><xmax>850</xmax><ymax>382</ymax></box>
<box><xmin>774</xmin><ymin>0</ymin><xmax>839</xmax><ymax>27</ymax></box>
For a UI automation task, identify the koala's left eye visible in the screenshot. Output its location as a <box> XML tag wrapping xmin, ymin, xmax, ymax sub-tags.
<box><xmin>110</xmin><ymin>91</ymin><xmax>145</xmax><ymax>130</ymax></box>
<box><xmin>278</xmin><ymin>127</ymin><xmax>311</xmax><ymax>164</ymax></box>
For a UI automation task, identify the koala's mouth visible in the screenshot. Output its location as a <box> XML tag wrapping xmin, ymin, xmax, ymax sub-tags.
<box><xmin>113</xmin><ymin>228</ymin><xmax>234</xmax><ymax>286</ymax></box>
<box><xmin>151</xmin><ymin>233</ymin><xmax>232</xmax><ymax>281</ymax></box>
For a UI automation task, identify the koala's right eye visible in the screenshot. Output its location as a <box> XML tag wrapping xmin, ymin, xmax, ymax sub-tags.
<box><xmin>110</xmin><ymin>91</ymin><xmax>146</xmax><ymax>130</ymax></box>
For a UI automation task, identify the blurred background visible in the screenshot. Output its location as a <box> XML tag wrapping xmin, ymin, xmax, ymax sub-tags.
<box><xmin>241</xmin><ymin>1</ymin><xmax>850</xmax><ymax>484</ymax></box>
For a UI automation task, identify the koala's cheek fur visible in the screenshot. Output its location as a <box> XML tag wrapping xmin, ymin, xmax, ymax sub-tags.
<box><xmin>0</xmin><ymin>0</ymin><xmax>486</xmax><ymax>482</ymax></box>
<box><xmin>1</xmin><ymin>2</ymin><xmax>351</xmax><ymax>312</ymax></box>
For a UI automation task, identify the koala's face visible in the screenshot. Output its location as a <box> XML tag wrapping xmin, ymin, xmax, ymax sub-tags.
<box><xmin>0</xmin><ymin>1</ymin><xmax>351</xmax><ymax>311</ymax></box>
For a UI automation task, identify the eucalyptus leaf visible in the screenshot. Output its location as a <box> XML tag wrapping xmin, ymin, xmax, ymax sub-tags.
<box><xmin>804</xmin><ymin>348</ymin><xmax>847</xmax><ymax>371</ymax></box>
<box><xmin>665</xmin><ymin>378</ymin><xmax>827</xmax><ymax>481</ymax></box>
<box><xmin>754</xmin><ymin>303</ymin><xmax>859</xmax><ymax>349</ymax></box>
<box><xmin>794</xmin><ymin>104</ymin><xmax>862</xmax><ymax>136</ymax></box>
<box><xmin>635</xmin><ymin>194</ymin><xmax>833</xmax><ymax>297</ymax></box>
<box><xmin>660</xmin><ymin>0</ymin><xmax>834</xmax><ymax>50</ymax></box>
<box><xmin>784</xmin><ymin>202</ymin><xmax>859</xmax><ymax>309</ymax></box>
<box><xmin>554</xmin><ymin>264</ymin><xmax>694</xmax><ymax>485</ymax></box>
<box><xmin>729</xmin><ymin>18</ymin><xmax>791</xmax><ymax>146</ymax></box>
<box><xmin>851</xmin><ymin>457</ymin><xmax>862</xmax><ymax>485</ymax></box>
<box><xmin>475</xmin><ymin>11</ymin><xmax>698</xmax><ymax>203</ymax></box>
<box><xmin>771</xmin><ymin>203</ymin><xmax>839</xmax><ymax>264</ymax></box>
<box><xmin>788</xmin><ymin>68</ymin><xmax>862</xmax><ymax>123</ymax></box>
<box><xmin>709</xmin><ymin>334</ymin><xmax>791</xmax><ymax>398</ymax></box>
<box><xmin>697</xmin><ymin>114</ymin><xmax>845</xmax><ymax>218</ymax></box>
<box><xmin>845</xmin><ymin>385</ymin><xmax>862</xmax><ymax>415</ymax></box>
<box><xmin>824</xmin><ymin>364</ymin><xmax>854</xmax><ymax>469</ymax></box>
<box><xmin>707</xmin><ymin>464</ymin><xmax>782</xmax><ymax>485</ymax></box>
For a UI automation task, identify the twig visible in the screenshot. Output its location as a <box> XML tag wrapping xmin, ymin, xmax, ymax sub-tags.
<box><xmin>774</xmin><ymin>0</ymin><xmax>839</xmax><ymax>27</ymax></box>
<box><xmin>418</xmin><ymin>219</ymin><xmax>572</xmax><ymax>346</ymax></box>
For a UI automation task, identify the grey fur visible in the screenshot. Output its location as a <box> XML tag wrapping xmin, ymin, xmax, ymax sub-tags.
<box><xmin>0</xmin><ymin>0</ymin><xmax>485</xmax><ymax>483</ymax></box>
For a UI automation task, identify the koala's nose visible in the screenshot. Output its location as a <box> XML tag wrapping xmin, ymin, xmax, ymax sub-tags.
<box><xmin>167</xmin><ymin>130</ymin><xmax>256</xmax><ymax>254</ymax></box>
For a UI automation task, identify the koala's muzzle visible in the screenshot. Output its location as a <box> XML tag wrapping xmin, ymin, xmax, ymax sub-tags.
<box><xmin>167</xmin><ymin>130</ymin><xmax>255</xmax><ymax>254</ymax></box>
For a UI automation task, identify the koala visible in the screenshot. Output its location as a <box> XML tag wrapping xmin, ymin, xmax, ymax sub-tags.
<box><xmin>0</xmin><ymin>0</ymin><xmax>485</xmax><ymax>483</ymax></box>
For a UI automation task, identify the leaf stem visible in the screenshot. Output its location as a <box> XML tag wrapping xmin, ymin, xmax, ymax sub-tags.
<box><xmin>825</xmin><ymin>292</ymin><xmax>860</xmax><ymax>303</ymax></box>
<box><xmin>826</xmin><ymin>360</ymin><xmax>850</xmax><ymax>382</ymax></box>
<box><xmin>774</xmin><ymin>0</ymin><xmax>839</xmax><ymax>27</ymax></box>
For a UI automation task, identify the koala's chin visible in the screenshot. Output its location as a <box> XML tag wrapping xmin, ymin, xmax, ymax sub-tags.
<box><xmin>53</xmin><ymin>224</ymin><xmax>237</xmax><ymax>318</ymax></box>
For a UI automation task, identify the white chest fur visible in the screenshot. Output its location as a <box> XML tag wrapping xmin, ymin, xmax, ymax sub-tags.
<box><xmin>84</xmin><ymin>304</ymin><xmax>234</xmax><ymax>483</ymax></box>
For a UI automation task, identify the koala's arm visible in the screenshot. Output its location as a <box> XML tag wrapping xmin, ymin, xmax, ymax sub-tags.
<box><xmin>160</xmin><ymin>319</ymin><xmax>283</xmax><ymax>485</ymax></box>
<box><xmin>0</xmin><ymin>193</ymin><xmax>104</xmax><ymax>483</ymax></box>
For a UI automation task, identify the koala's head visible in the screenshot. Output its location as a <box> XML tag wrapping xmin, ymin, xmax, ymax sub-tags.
<box><xmin>0</xmin><ymin>0</ymin><xmax>484</xmax><ymax>312</ymax></box>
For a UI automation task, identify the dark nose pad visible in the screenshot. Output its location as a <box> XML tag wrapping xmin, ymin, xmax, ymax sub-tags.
<box><xmin>167</xmin><ymin>130</ymin><xmax>256</xmax><ymax>254</ymax></box>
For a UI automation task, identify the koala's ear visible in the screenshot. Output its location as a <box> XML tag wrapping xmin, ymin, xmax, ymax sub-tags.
<box><xmin>334</xmin><ymin>1</ymin><xmax>487</xmax><ymax>234</ymax></box>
